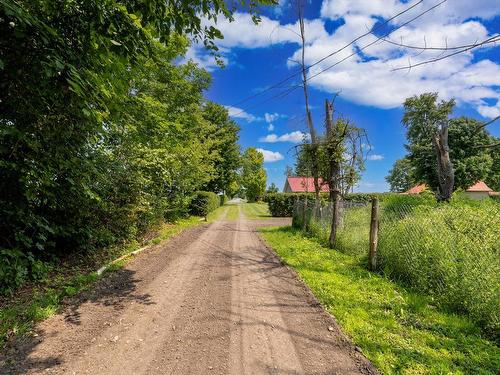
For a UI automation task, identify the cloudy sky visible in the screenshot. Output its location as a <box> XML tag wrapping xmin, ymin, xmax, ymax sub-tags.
<box><xmin>191</xmin><ymin>0</ymin><xmax>500</xmax><ymax>192</ymax></box>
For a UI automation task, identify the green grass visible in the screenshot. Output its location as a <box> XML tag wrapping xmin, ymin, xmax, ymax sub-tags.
<box><xmin>260</xmin><ymin>226</ymin><xmax>500</xmax><ymax>375</ymax></box>
<box><xmin>207</xmin><ymin>203</ymin><xmax>240</xmax><ymax>221</ymax></box>
<box><xmin>0</xmin><ymin>216</ymin><xmax>204</xmax><ymax>348</ymax></box>
<box><xmin>241</xmin><ymin>202</ymin><xmax>271</xmax><ymax>219</ymax></box>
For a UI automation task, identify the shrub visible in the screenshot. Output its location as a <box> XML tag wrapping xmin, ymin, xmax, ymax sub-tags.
<box><xmin>189</xmin><ymin>191</ymin><xmax>220</xmax><ymax>218</ymax></box>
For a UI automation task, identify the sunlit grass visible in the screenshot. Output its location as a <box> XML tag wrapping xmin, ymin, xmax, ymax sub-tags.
<box><xmin>260</xmin><ymin>226</ymin><xmax>500</xmax><ymax>375</ymax></box>
<box><xmin>241</xmin><ymin>202</ymin><xmax>271</xmax><ymax>219</ymax></box>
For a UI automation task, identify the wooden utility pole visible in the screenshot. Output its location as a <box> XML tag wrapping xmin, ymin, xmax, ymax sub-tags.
<box><xmin>368</xmin><ymin>198</ymin><xmax>379</xmax><ymax>271</ymax></box>
<box><xmin>297</xmin><ymin>0</ymin><xmax>320</xmax><ymax>201</ymax></box>
<box><xmin>325</xmin><ymin>99</ymin><xmax>341</xmax><ymax>248</ymax></box>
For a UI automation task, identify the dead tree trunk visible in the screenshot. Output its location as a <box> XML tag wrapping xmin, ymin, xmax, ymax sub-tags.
<box><xmin>433</xmin><ymin>122</ymin><xmax>454</xmax><ymax>201</ymax></box>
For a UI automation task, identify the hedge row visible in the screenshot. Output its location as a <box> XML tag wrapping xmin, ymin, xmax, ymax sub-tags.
<box><xmin>263</xmin><ymin>192</ymin><xmax>402</xmax><ymax>217</ymax></box>
<box><xmin>189</xmin><ymin>191</ymin><xmax>221</xmax><ymax>218</ymax></box>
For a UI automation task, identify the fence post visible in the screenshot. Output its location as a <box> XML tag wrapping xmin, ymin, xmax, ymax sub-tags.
<box><xmin>368</xmin><ymin>197</ymin><xmax>379</xmax><ymax>271</ymax></box>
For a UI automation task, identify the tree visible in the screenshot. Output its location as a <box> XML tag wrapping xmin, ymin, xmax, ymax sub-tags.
<box><xmin>386</xmin><ymin>157</ymin><xmax>416</xmax><ymax>192</ymax></box>
<box><xmin>266</xmin><ymin>183</ymin><xmax>279</xmax><ymax>193</ymax></box>
<box><xmin>201</xmin><ymin>102</ymin><xmax>241</xmax><ymax>195</ymax></box>
<box><xmin>241</xmin><ymin>148</ymin><xmax>267</xmax><ymax>202</ymax></box>
<box><xmin>322</xmin><ymin>99</ymin><xmax>367</xmax><ymax>247</ymax></box>
<box><xmin>448</xmin><ymin>118</ymin><xmax>494</xmax><ymax>190</ymax></box>
<box><xmin>403</xmin><ymin>93</ymin><xmax>455</xmax><ymax>201</ymax></box>
<box><xmin>400</xmin><ymin>93</ymin><xmax>497</xmax><ymax>197</ymax></box>
<box><xmin>0</xmin><ymin>0</ymin><xmax>273</xmax><ymax>290</ymax></box>
<box><xmin>284</xmin><ymin>165</ymin><xmax>294</xmax><ymax>177</ymax></box>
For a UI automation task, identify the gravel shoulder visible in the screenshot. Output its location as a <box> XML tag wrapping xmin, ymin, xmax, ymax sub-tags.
<box><xmin>1</xmin><ymin>206</ymin><xmax>377</xmax><ymax>375</ymax></box>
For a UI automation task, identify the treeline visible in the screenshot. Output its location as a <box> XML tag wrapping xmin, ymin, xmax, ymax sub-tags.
<box><xmin>0</xmin><ymin>0</ymin><xmax>266</xmax><ymax>292</ymax></box>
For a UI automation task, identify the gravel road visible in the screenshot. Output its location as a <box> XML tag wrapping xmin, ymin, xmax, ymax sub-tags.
<box><xmin>1</xmin><ymin>206</ymin><xmax>377</xmax><ymax>375</ymax></box>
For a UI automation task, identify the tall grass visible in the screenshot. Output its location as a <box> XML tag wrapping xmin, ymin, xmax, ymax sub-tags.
<box><xmin>293</xmin><ymin>196</ymin><xmax>500</xmax><ymax>338</ymax></box>
<box><xmin>378</xmin><ymin>200</ymin><xmax>500</xmax><ymax>337</ymax></box>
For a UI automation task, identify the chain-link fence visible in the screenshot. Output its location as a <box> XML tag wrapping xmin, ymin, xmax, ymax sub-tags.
<box><xmin>292</xmin><ymin>197</ymin><xmax>500</xmax><ymax>334</ymax></box>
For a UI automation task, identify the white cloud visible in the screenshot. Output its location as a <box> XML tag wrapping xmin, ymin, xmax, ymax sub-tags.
<box><xmin>259</xmin><ymin>131</ymin><xmax>310</xmax><ymax>143</ymax></box>
<box><xmin>256</xmin><ymin>148</ymin><xmax>285</xmax><ymax>162</ymax></box>
<box><xmin>267</xmin><ymin>123</ymin><xmax>275</xmax><ymax>131</ymax></box>
<box><xmin>367</xmin><ymin>154</ymin><xmax>385</xmax><ymax>161</ymax></box>
<box><xmin>264</xmin><ymin>112</ymin><xmax>287</xmax><ymax>123</ymax></box>
<box><xmin>293</xmin><ymin>1</ymin><xmax>500</xmax><ymax>116</ymax></box>
<box><xmin>477</xmin><ymin>101</ymin><xmax>500</xmax><ymax>119</ymax></box>
<box><xmin>225</xmin><ymin>105</ymin><xmax>261</xmax><ymax>122</ymax></box>
<box><xmin>189</xmin><ymin>2</ymin><xmax>500</xmax><ymax>118</ymax></box>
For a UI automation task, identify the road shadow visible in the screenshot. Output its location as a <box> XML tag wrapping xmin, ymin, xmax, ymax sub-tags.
<box><xmin>0</xmin><ymin>267</ymin><xmax>154</xmax><ymax>375</ymax></box>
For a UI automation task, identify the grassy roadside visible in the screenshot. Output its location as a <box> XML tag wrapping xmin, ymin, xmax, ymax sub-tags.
<box><xmin>241</xmin><ymin>202</ymin><xmax>271</xmax><ymax>219</ymax></box>
<box><xmin>0</xmin><ymin>216</ymin><xmax>206</xmax><ymax>348</ymax></box>
<box><xmin>260</xmin><ymin>226</ymin><xmax>500</xmax><ymax>374</ymax></box>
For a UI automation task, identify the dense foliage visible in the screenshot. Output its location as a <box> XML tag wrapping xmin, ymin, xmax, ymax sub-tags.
<box><xmin>241</xmin><ymin>148</ymin><xmax>267</xmax><ymax>202</ymax></box>
<box><xmin>0</xmin><ymin>0</ymin><xmax>270</xmax><ymax>293</ymax></box>
<box><xmin>264</xmin><ymin>192</ymin><xmax>393</xmax><ymax>217</ymax></box>
<box><xmin>189</xmin><ymin>192</ymin><xmax>220</xmax><ymax>218</ymax></box>
<box><xmin>389</xmin><ymin>93</ymin><xmax>499</xmax><ymax>193</ymax></box>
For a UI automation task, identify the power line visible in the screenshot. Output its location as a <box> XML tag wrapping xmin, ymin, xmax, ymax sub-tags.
<box><xmin>379</xmin><ymin>34</ymin><xmax>500</xmax><ymax>51</ymax></box>
<box><xmin>391</xmin><ymin>34</ymin><xmax>500</xmax><ymax>71</ymax></box>
<box><xmin>230</xmin><ymin>0</ymin><xmax>427</xmax><ymax>109</ymax></box>
<box><xmin>305</xmin><ymin>0</ymin><xmax>447</xmax><ymax>83</ymax></box>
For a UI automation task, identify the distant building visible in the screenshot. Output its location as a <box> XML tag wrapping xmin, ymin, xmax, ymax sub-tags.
<box><xmin>283</xmin><ymin>176</ymin><xmax>329</xmax><ymax>193</ymax></box>
<box><xmin>403</xmin><ymin>181</ymin><xmax>497</xmax><ymax>200</ymax></box>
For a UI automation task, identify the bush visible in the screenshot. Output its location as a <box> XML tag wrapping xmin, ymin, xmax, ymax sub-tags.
<box><xmin>189</xmin><ymin>191</ymin><xmax>220</xmax><ymax>217</ymax></box>
<box><xmin>264</xmin><ymin>192</ymin><xmax>398</xmax><ymax>217</ymax></box>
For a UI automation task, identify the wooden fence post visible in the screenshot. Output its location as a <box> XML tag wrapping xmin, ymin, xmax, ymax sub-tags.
<box><xmin>369</xmin><ymin>197</ymin><xmax>379</xmax><ymax>271</ymax></box>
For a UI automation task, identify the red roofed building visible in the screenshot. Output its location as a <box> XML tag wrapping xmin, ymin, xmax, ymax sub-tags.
<box><xmin>404</xmin><ymin>181</ymin><xmax>496</xmax><ymax>200</ymax></box>
<box><xmin>283</xmin><ymin>176</ymin><xmax>330</xmax><ymax>193</ymax></box>
<box><xmin>464</xmin><ymin>181</ymin><xmax>494</xmax><ymax>200</ymax></box>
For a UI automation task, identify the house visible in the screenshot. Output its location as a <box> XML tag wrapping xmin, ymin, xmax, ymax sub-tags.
<box><xmin>283</xmin><ymin>176</ymin><xmax>330</xmax><ymax>193</ymax></box>
<box><xmin>464</xmin><ymin>181</ymin><xmax>494</xmax><ymax>200</ymax></box>
<box><xmin>403</xmin><ymin>181</ymin><xmax>497</xmax><ymax>200</ymax></box>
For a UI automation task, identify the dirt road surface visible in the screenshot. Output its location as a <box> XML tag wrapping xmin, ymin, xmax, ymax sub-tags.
<box><xmin>1</xmin><ymin>206</ymin><xmax>377</xmax><ymax>375</ymax></box>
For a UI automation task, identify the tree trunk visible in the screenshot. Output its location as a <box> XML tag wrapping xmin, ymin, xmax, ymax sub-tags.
<box><xmin>433</xmin><ymin>123</ymin><xmax>454</xmax><ymax>201</ymax></box>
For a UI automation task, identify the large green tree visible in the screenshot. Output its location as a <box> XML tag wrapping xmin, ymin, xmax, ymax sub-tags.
<box><xmin>241</xmin><ymin>148</ymin><xmax>267</xmax><ymax>202</ymax></box>
<box><xmin>386</xmin><ymin>157</ymin><xmax>416</xmax><ymax>192</ymax></box>
<box><xmin>201</xmin><ymin>102</ymin><xmax>241</xmax><ymax>196</ymax></box>
<box><xmin>395</xmin><ymin>93</ymin><xmax>497</xmax><ymax>196</ymax></box>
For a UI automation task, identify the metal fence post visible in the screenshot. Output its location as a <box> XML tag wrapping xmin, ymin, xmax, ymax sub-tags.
<box><xmin>369</xmin><ymin>197</ymin><xmax>379</xmax><ymax>271</ymax></box>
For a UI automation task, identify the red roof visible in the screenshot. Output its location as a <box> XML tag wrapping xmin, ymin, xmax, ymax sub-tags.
<box><xmin>285</xmin><ymin>177</ymin><xmax>330</xmax><ymax>193</ymax></box>
<box><xmin>404</xmin><ymin>181</ymin><xmax>494</xmax><ymax>194</ymax></box>
<box><xmin>466</xmin><ymin>181</ymin><xmax>493</xmax><ymax>192</ymax></box>
<box><xmin>404</xmin><ymin>183</ymin><xmax>427</xmax><ymax>194</ymax></box>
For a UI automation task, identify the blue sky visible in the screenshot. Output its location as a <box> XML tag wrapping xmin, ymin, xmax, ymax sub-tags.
<box><xmin>190</xmin><ymin>0</ymin><xmax>500</xmax><ymax>192</ymax></box>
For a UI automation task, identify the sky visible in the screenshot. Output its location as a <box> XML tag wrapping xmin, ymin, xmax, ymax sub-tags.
<box><xmin>188</xmin><ymin>0</ymin><xmax>500</xmax><ymax>192</ymax></box>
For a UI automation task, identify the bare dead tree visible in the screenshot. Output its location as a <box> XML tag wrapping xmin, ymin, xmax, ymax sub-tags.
<box><xmin>323</xmin><ymin>97</ymin><xmax>369</xmax><ymax>247</ymax></box>
<box><xmin>433</xmin><ymin>119</ymin><xmax>454</xmax><ymax>201</ymax></box>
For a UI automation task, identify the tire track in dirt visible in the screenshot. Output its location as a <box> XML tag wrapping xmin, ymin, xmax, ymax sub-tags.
<box><xmin>1</xmin><ymin>205</ymin><xmax>377</xmax><ymax>375</ymax></box>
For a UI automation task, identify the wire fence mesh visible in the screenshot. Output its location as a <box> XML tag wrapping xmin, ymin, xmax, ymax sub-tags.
<box><xmin>292</xmin><ymin>197</ymin><xmax>500</xmax><ymax>334</ymax></box>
